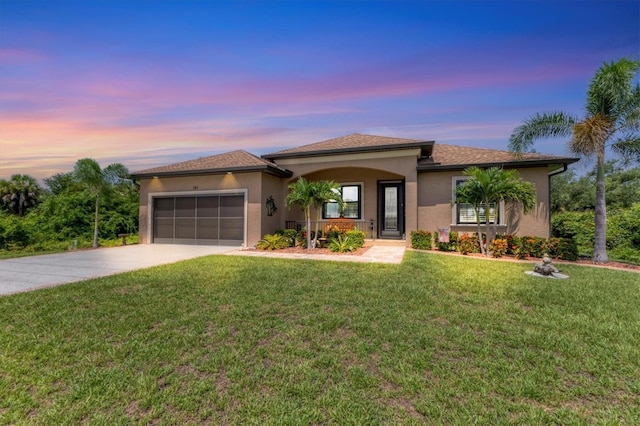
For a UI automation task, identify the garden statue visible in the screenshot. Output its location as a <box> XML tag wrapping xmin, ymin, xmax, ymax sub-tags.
<box><xmin>526</xmin><ymin>254</ymin><xmax>569</xmax><ymax>279</ymax></box>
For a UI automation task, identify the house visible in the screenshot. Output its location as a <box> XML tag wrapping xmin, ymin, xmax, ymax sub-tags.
<box><xmin>131</xmin><ymin>133</ymin><xmax>578</xmax><ymax>247</ymax></box>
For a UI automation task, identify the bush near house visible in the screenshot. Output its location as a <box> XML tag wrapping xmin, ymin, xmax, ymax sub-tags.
<box><xmin>275</xmin><ymin>229</ymin><xmax>298</xmax><ymax>247</ymax></box>
<box><xmin>457</xmin><ymin>233</ymin><xmax>480</xmax><ymax>255</ymax></box>
<box><xmin>411</xmin><ymin>229</ymin><xmax>579</xmax><ymax>261</ymax></box>
<box><xmin>257</xmin><ymin>234</ymin><xmax>291</xmax><ymax>250</ymax></box>
<box><xmin>410</xmin><ymin>230</ymin><xmax>432</xmax><ymax>250</ymax></box>
<box><xmin>327</xmin><ymin>229</ymin><xmax>366</xmax><ymax>252</ymax></box>
<box><xmin>435</xmin><ymin>230</ymin><xmax>458</xmax><ymax>252</ymax></box>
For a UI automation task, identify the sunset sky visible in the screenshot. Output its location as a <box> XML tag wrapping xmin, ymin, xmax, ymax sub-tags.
<box><xmin>1</xmin><ymin>0</ymin><xmax>638</xmax><ymax>182</ymax></box>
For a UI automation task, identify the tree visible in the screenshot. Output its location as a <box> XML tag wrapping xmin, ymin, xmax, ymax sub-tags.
<box><xmin>73</xmin><ymin>159</ymin><xmax>130</xmax><ymax>248</ymax></box>
<box><xmin>309</xmin><ymin>180</ymin><xmax>343</xmax><ymax>248</ymax></box>
<box><xmin>285</xmin><ymin>177</ymin><xmax>315</xmax><ymax>250</ymax></box>
<box><xmin>455</xmin><ymin>167</ymin><xmax>536</xmax><ymax>256</ymax></box>
<box><xmin>0</xmin><ymin>174</ymin><xmax>42</xmax><ymax>216</ymax></box>
<box><xmin>509</xmin><ymin>58</ymin><xmax>640</xmax><ymax>263</ymax></box>
<box><xmin>550</xmin><ymin>161</ymin><xmax>640</xmax><ymax>213</ymax></box>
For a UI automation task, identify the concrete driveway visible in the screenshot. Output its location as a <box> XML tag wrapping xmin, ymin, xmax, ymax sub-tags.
<box><xmin>0</xmin><ymin>244</ymin><xmax>239</xmax><ymax>296</ymax></box>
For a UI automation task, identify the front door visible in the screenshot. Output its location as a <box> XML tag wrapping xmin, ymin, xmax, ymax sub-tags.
<box><xmin>378</xmin><ymin>181</ymin><xmax>404</xmax><ymax>239</ymax></box>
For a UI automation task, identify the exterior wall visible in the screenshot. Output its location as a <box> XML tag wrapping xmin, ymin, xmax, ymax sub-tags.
<box><xmin>275</xmin><ymin>149</ymin><xmax>419</xmax><ymax>242</ymax></box>
<box><xmin>260</xmin><ymin>173</ymin><xmax>287</xmax><ymax>240</ymax></box>
<box><xmin>137</xmin><ymin>172</ymin><xmax>264</xmax><ymax>247</ymax></box>
<box><xmin>417</xmin><ymin>167</ymin><xmax>551</xmax><ymax>238</ymax></box>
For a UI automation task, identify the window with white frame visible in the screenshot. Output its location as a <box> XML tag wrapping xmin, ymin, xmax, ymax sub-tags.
<box><xmin>452</xmin><ymin>178</ymin><xmax>501</xmax><ymax>225</ymax></box>
<box><xmin>323</xmin><ymin>184</ymin><xmax>362</xmax><ymax>219</ymax></box>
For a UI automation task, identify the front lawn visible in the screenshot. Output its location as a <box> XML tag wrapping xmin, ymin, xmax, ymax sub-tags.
<box><xmin>1</xmin><ymin>252</ymin><xmax>639</xmax><ymax>424</ymax></box>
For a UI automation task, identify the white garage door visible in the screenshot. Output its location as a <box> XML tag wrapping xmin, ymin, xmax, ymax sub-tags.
<box><xmin>153</xmin><ymin>194</ymin><xmax>245</xmax><ymax>246</ymax></box>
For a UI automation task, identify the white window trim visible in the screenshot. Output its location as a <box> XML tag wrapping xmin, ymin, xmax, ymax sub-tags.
<box><xmin>323</xmin><ymin>182</ymin><xmax>364</xmax><ymax>220</ymax></box>
<box><xmin>451</xmin><ymin>176</ymin><xmax>504</xmax><ymax>226</ymax></box>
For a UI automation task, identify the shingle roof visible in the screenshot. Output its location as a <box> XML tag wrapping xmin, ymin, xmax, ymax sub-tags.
<box><xmin>419</xmin><ymin>144</ymin><xmax>578</xmax><ymax>170</ymax></box>
<box><xmin>131</xmin><ymin>150</ymin><xmax>292</xmax><ymax>178</ymax></box>
<box><xmin>263</xmin><ymin>133</ymin><xmax>433</xmax><ymax>159</ymax></box>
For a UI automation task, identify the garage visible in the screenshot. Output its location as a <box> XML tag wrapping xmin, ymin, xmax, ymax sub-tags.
<box><xmin>152</xmin><ymin>193</ymin><xmax>245</xmax><ymax>246</ymax></box>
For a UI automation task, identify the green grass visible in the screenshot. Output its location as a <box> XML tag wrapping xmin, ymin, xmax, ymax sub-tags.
<box><xmin>1</xmin><ymin>252</ymin><xmax>639</xmax><ymax>425</ymax></box>
<box><xmin>0</xmin><ymin>235</ymin><xmax>139</xmax><ymax>259</ymax></box>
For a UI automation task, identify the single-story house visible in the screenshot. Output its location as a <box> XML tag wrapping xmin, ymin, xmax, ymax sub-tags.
<box><xmin>131</xmin><ymin>133</ymin><xmax>578</xmax><ymax>247</ymax></box>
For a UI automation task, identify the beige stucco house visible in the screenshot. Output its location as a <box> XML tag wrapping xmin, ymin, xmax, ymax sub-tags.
<box><xmin>131</xmin><ymin>134</ymin><xmax>578</xmax><ymax>247</ymax></box>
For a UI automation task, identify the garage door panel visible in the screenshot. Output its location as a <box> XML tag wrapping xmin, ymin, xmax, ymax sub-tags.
<box><xmin>220</xmin><ymin>218</ymin><xmax>243</xmax><ymax>240</ymax></box>
<box><xmin>175</xmin><ymin>197</ymin><xmax>196</xmax><ymax>217</ymax></box>
<box><xmin>220</xmin><ymin>195</ymin><xmax>244</xmax><ymax>216</ymax></box>
<box><xmin>197</xmin><ymin>218</ymin><xmax>218</xmax><ymax>240</ymax></box>
<box><xmin>155</xmin><ymin>218</ymin><xmax>174</xmax><ymax>239</ymax></box>
<box><xmin>197</xmin><ymin>197</ymin><xmax>218</xmax><ymax>216</ymax></box>
<box><xmin>175</xmin><ymin>218</ymin><xmax>196</xmax><ymax>239</ymax></box>
<box><xmin>153</xmin><ymin>194</ymin><xmax>244</xmax><ymax>246</ymax></box>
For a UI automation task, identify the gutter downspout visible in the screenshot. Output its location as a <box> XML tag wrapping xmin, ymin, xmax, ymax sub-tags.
<box><xmin>547</xmin><ymin>164</ymin><xmax>569</xmax><ymax>237</ymax></box>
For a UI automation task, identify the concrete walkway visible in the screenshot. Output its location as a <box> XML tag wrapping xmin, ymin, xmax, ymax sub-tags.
<box><xmin>0</xmin><ymin>245</ymin><xmax>239</xmax><ymax>296</ymax></box>
<box><xmin>0</xmin><ymin>242</ymin><xmax>407</xmax><ymax>296</ymax></box>
<box><xmin>227</xmin><ymin>243</ymin><xmax>406</xmax><ymax>264</ymax></box>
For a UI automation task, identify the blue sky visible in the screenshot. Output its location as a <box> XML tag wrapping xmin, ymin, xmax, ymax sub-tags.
<box><xmin>0</xmin><ymin>0</ymin><xmax>638</xmax><ymax>181</ymax></box>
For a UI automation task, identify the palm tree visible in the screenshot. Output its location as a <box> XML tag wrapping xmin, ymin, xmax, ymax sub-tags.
<box><xmin>285</xmin><ymin>177</ymin><xmax>315</xmax><ymax>250</ymax></box>
<box><xmin>509</xmin><ymin>58</ymin><xmax>640</xmax><ymax>262</ymax></box>
<box><xmin>309</xmin><ymin>180</ymin><xmax>343</xmax><ymax>248</ymax></box>
<box><xmin>73</xmin><ymin>158</ymin><xmax>130</xmax><ymax>248</ymax></box>
<box><xmin>0</xmin><ymin>174</ymin><xmax>42</xmax><ymax>216</ymax></box>
<box><xmin>455</xmin><ymin>167</ymin><xmax>536</xmax><ymax>256</ymax></box>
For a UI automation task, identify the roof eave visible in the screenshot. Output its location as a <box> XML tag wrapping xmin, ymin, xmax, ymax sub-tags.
<box><xmin>263</xmin><ymin>140</ymin><xmax>434</xmax><ymax>160</ymax></box>
<box><xmin>417</xmin><ymin>158</ymin><xmax>580</xmax><ymax>172</ymax></box>
<box><xmin>131</xmin><ymin>164</ymin><xmax>293</xmax><ymax>180</ymax></box>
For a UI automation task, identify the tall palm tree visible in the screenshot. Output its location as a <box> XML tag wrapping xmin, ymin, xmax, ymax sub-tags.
<box><xmin>455</xmin><ymin>166</ymin><xmax>536</xmax><ymax>256</ymax></box>
<box><xmin>310</xmin><ymin>180</ymin><xmax>343</xmax><ymax>248</ymax></box>
<box><xmin>74</xmin><ymin>158</ymin><xmax>130</xmax><ymax>248</ymax></box>
<box><xmin>285</xmin><ymin>177</ymin><xmax>315</xmax><ymax>250</ymax></box>
<box><xmin>509</xmin><ymin>58</ymin><xmax>640</xmax><ymax>262</ymax></box>
<box><xmin>0</xmin><ymin>174</ymin><xmax>42</xmax><ymax>216</ymax></box>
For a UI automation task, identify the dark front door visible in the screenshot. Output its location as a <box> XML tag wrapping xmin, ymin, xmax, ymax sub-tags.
<box><xmin>378</xmin><ymin>181</ymin><xmax>404</xmax><ymax>239</ymax></box>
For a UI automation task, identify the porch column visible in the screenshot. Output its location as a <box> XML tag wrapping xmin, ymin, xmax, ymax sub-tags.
<box><xmin>405</xmin><ymin>180</ymin><xmax>418</xmax><ymax>242</ymax></box>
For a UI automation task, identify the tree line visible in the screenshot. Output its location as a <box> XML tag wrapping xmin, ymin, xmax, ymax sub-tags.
<box><xmin>0</xmin><ymin>158</ymin><xmax>138</xmax><ymax>252</ymax></box>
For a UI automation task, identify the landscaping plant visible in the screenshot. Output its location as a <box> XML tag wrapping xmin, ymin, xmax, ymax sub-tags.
<box><xmin>256</xmin><ymin>234</ymin><xmax>291</xmax><ymax>250</ymax></box>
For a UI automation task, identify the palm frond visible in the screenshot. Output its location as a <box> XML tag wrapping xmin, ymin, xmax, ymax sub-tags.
<box><xmin>570</xmin><ymin>114</ymin><xmax>613</xmax><ymax>159</ymax></box>
<box><xmin>586</xmin><ymin>58</ymin><xmax>640</xmax><ymax>118</ymax></box>
<box><xmin>508</xmin><ymin>112</ymin><xmax>575</xmax><ymax>156</ymax></box>
<box><xmin>611</xmin><ymin>135</ymin><xmax>640</xmax><ymax>163</ymax></box>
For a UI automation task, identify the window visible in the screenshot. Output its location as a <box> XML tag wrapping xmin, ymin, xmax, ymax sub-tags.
<box><xmin>323</xmin><ymin>184</ymin><xmax>361</xmax><ymax>219</ymax></box>
<box><xmin>453</xmin><ymin>178</ymin><xmax>500</xmax><ymax>225</ymax></box>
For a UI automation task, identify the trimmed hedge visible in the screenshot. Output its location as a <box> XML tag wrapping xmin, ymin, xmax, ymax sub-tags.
<box><xmin>410</xmin><ymin>230</ymin><xmax>432</xmax><ymax>250</ymax></box>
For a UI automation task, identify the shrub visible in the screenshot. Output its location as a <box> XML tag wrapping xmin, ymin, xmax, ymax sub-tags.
<box><xmin>545</xmin><ymin>237</ymin><xmax>579</xmax><ymax>261</ymax></box>
<box><xmin>489</xmin><ymin>238</ymin><xmax>508</xmax><ymax>258</ymax></box>
<box><xmin>328</xmin><ymin>235</ymin><xmax>357</xmax><ymax>253</ymax></box>
<box><xmin>257</xmin><ymin>234</ymin><xmax>290</xmax><ymax>250</ymax></box>
<box><xmin>275</xmin><ymin>229</ymin><xmax>298</xmax><ymax>247</ymax></box>
<box><xmin>509</xmin><ymin>236</ymin><xmax>528</xmax><ymax>259</ymax></box>
<box><xmin>457</xmin><ymin>233</ymin><xmax>479</xmax><ymax>255</ymax></box>
<box><xmin>435</xmin><ymin>230</ymin><xmax>458</xmax><ymax>252</ymax></box>
<box><xmin>609</xmin><ymin>245</ymin><xmax>640</xmax><ymax>265</ymax></box>
<box><xmin>345</xmin><ymin>229</ymin><xmax>366</xmax><ymax>249</ymax></box>
<box><xmin>410</xmin><ymin>230</ymin><xmax>432</xmax><ymax>250</ymax></box>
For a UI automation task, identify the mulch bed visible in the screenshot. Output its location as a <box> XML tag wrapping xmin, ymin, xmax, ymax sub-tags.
<box><xmin>248</xmin><ymin>244</ymin><xmax>640</xmax><ymax>272</ymax></box>
<box><xmin>246</xmin><ymin>244</ymin><xmax>372</xmax><ymax>256</ymax></box>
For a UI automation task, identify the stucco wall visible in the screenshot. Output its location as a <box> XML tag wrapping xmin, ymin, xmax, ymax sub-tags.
<box><xmin>260</xmin><ymin>173</ymin><xmax>287</xmax><ymax>240</ymax></box>
<box><xmin>137</xmin><ymin>172</ymin><xmax>264</xmax><ymax>246</ymax></box>
<box><xmin>417</xmin><ymin>167</ymin><xmax>551</xmax><ymax>238</ymax></box>
<box><xmin>275</xmin><ymin>150</ymin><xmax>419</xmax><ymax>240</ymax></box>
